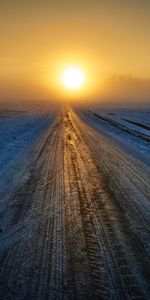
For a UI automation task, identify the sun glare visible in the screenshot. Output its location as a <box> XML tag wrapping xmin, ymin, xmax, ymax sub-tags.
<box><xmin>61</xmin><ymin>67</ymin><xmax>84</xmax><ymax>90</ymax></box>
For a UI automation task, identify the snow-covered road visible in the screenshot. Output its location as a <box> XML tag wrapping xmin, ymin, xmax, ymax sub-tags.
<box><xmin>0</xmin><ymin>106</ymin><xmax>149</xmax><ymax>299</ymax></box>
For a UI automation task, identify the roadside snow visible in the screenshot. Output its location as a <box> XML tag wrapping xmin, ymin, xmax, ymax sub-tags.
<box><xmin>94</xmin><ymin>108</ymin><xmax>150</xmax><ymax>135</ymax></box>
<box><xmin>79</xmin><ymin>108</ymin><xmax>150</xmax><ymax>166</ymax></box>
<box><xmin>0</xmin><ymin>104</ymin><xmax>55</xmax><ymax>200</ymax></box>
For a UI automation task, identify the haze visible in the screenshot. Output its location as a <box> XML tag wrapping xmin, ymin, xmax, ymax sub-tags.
<box><xmin>0</xmin><ymin>0</ymin><xmax>150</xmax><ymax>106</ymax></box>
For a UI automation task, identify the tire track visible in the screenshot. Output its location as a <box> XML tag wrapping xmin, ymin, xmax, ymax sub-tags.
<box><xmin>0</xmin><ymin>114</ymin><xmax>67</xmax><ymax>299</ymax></box>
<box><xmin>64</xmin><ymin>108</ymin><xmax>149</xmax><ymax>299</ymax></box>
<box><xmin>0</xmin><ymin>107</ymin><xmax>149</xmax><ymax>299</ymax></box>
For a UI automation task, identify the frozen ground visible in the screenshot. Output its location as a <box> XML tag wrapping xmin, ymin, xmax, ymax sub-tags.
<box><xmin>0</xmin><ymin>105</ymin><xmax>149</xmax><ymax>299</ymax></box>
<box><xmin>0</xmin><ymin>103</ymin><xmax>55</xmax><ymax>199</ymax></box>
<box><xmin>79</xmin><ymin>107</ymin><xmax>150</xmax><ymax>165</ymax></box>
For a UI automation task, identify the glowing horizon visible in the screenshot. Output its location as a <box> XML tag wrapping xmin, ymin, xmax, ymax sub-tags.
<box><xmin>0</xmin><ymin>1</ymin><xmax>150</xmax><ymax>105</ymax></box>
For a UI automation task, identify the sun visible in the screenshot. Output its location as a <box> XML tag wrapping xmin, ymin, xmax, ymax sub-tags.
<box><xmin>61</xmin><ymin>66</ymin><xmax>84</xmax><ymax>90</ymax></box>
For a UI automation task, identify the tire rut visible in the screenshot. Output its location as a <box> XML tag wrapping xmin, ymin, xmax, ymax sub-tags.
<box><xmin>0</xmin><ymin>107</ymin><xmax>149</xmax><ymax>299</ymax></box>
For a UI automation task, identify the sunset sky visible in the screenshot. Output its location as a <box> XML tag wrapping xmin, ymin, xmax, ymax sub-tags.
<box><xmin>0</xmin><ymin>0</ymin><xmax>150</xmax><ymax>105</ymax></box>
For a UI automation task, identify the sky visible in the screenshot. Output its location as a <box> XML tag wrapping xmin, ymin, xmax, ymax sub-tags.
<box><xmin>0</xmin><ymin>0</ymin><xmax>150</xmax><ymax>105</ymax></box>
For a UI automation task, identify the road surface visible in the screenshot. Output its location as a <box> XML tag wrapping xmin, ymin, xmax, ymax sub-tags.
<box><xmin>0</xmin><ymin>106</ymin><xmax>150</xmax><ymax>299</ymax></box>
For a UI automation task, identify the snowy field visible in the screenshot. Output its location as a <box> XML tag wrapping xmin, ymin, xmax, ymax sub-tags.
<box><xmin>94</xmin><ymin>107</ymin><xmax>150</xmax><ymax>135</ymax></box>
<box><xmin>0</xmin><ymin>105</ymin><xmax>149</xmax><ymax>299</ymax></box>
<box><xmin>0</xmin><ymin>103</ymin><xmax>55</xmax><ymax>200</ymax></box>
<box><xmin>81</xmin><ymin>107</ymin><xmax>150</xmax><ymax>166</ymax></box>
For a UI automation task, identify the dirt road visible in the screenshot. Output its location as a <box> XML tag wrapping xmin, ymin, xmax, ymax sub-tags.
<box><xmin>0</xmin><ymin>107</ymin><xmax>150</xmax><ymax>299</ymax></box>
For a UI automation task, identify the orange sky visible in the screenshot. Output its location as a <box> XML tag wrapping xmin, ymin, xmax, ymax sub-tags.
<box><xmin>0</xmin><ymin>0</ymin><xmax>150</xmax><ymax>105</ymax></box>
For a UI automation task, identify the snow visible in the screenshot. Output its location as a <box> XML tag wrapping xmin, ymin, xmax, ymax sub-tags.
<box><xmin>0</xmin><ymin>104</ymin><xmax>55</xmax><ymax>200</ymax></box>
<box><xmin>79</xmin><ymin>107</ymin><xmax>150</xmax><ymax>166</ymax></box>
<box><xmin>0</xmin><ymin>105</ymin><xmax>149</xmax><ymax>299</ymax></box>
<box><xmin>94</xmin><ymin>108</ymin><xmax>150</xmax><ymax>135</ymax></box>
